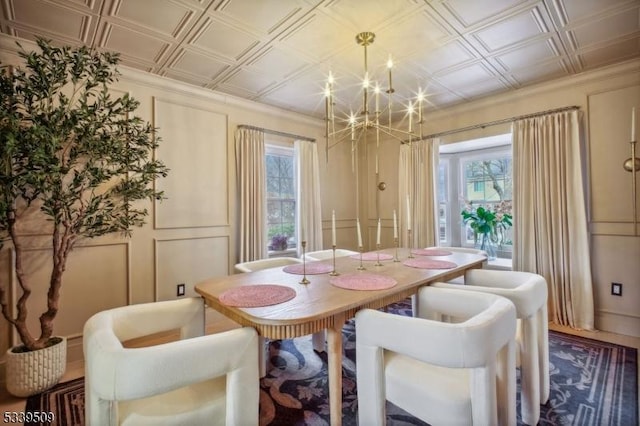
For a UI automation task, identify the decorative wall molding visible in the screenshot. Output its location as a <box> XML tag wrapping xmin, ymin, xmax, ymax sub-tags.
<box><xmin>153</xmin><ymin>97</ymin><xmax>229</xmax><ymax>229</ymax></box>
<box><xmin>153</xmin><ymin>235</ymin><xmax>230</xmax><ymax>302</ymax></box>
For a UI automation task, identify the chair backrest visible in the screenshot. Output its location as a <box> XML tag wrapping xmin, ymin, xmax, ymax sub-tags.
<box><xmin>429</xmin><ymin>246</ymin><xmax>488</xmax><ymax>257</ymax></box>
<box><xmin>356</xmin><ymin>287</ymin><xmax>517</xmax><ymax>426</ymax></box>
<box><xmin>83</xmin><ymin>298</ymin><xmax>259</xmax><ymax>426</ymax></box>
<box><xmin>439</xmin><ymin>269</ymin><xmax>547</xmax><ymax>318</ymax></box>
<box><xmin>234</xmin><ymin>257</ymin><xmax>302</xmax><ymax>273</ymax></box>
<box><xmin>303</xmin><ymin>249</ymin><xmax>358</xmax><ymax>261</ymax></box>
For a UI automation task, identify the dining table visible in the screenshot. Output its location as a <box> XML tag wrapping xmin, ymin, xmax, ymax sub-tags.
<box><xmin>195</xmin><ymin>247</ymin><xmax>486</xmax><ymax>426</ymax></box>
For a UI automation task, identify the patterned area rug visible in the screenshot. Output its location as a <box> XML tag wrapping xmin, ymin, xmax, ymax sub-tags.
<box><xmin>26</xmin><ymin>301</ymin><xmax>638</xmax><ymax>426</ymax></box>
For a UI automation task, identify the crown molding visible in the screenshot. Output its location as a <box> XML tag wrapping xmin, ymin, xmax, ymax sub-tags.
<box><xmin>117</xmin><ymin>66</ymin><xmax>324</xmax><ymax>129</ymax></box>
<box><xmin>0</xmin><ymin>33</ymin><xmax>324</xmax><ymax>130</ymax></box>
<box><xmin>425</xmin><ymin>58</ymin><xmax>640</xmax><ymax>121</ymax></box>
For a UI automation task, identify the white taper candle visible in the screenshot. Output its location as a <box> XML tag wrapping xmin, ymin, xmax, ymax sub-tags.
<box><xmin>376</xmin><ymin>218</ymin><xmax>381</xmax><ymax>245</ymax></box>
<box><xmin>393</xmin><ymin>210</ymin><xmax>398</xmax><ymax>239</ymax></box>
<box><xmin>357</xmin><ymin>218</ymin><xmax>363</xmax><ymax>248</ymax></box>
<box><xmin>332</xmin><ymin>210</ymin><xmax>336</xmax><ymax>246</ymax></box>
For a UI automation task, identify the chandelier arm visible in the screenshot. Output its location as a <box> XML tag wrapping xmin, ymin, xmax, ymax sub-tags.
<box><xmin>328</xmin><ymin>126</ymin><xmax>353</xmax><ymax>139</ymax></box>
<box><xmin>328</xmin><ymin>129</ymin><xmax>356</xmax><ymax>147</ymax></box>
<box><xmin>376</xmin><ymin>124</ymin><xmax>415</xmax><ymax>139</ymax></box>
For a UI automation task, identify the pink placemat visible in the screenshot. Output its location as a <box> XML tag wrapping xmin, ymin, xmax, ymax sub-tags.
<box><xmin>219</xmin><ymin>284</ymin><xmax>296</xmax><ymax>307</ymax></box>
<box><xmin>402</xmin><ymin>259</ymin><xmax>458</xmax><ymax>269</ymax></box>
<box><xmin>412</xmin><ymin>249</ymin><xmax>453</xmax><ymax>256</ymax></box>
<box><xmin>283</xmin><ymin>263</ymin><xmax>333</xmax><ymax>275</ymax></box>
<box><xmin>330</xmin><ymin>273</ymin><xmax>397</xmax><ymax>290</ymax></box>
<box><xmin>350</xmin><ymin>252</ymin><xmax>394</xmax><ymax>261</ymax></box>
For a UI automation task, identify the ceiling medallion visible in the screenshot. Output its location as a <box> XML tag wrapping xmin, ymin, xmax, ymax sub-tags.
<box><xmin>323</xmin><ymin>31</ymin><xmax>427</xmax><ymax>173</ymax></box>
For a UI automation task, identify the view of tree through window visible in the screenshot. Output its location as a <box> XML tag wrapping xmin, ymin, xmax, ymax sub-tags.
<box><xmin>266</xmin><ymin>150</ymin><xmax>296</xmax><ymax>251</ymax></box>
<box><xmin>462</xmin><ymin>156</ymin><xmax>513</xmax><ymax>245</ymax></box>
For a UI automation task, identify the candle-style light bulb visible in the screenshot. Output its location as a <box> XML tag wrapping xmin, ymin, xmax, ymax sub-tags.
<box><xmin>387</xmin><ymin>55</ymin><xmax>394</xmax><ymax>69</ymax></box>
<box><xmin>328</xmin><ymin>71</ymin><xmax>334</xmax><ymax>85</ymax></box>
<box><xmin>632</xmin><ymin>107</ymin><xmax>636</xmax><ymax>141</ymax></box>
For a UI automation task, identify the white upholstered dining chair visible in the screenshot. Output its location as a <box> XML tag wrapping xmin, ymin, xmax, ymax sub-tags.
<box><xmin>83</xmin><ymin>297</ymin><xmax>259</xmax><ymax>426</ymax></box>
<box><xmin>234</xmin><ymin>256</ymin><xmax>302</xmax><ymax>273</ymax></box>
<box><xmin>302</xmin><ymin>248</ymin><xmax>358</xmax><ymax>261</ymax></box>
<box><xmin>433</xmin><ymin>269</ymin><xmax>549</xmax><ymax>425</ymax></box>
<box><xmin>409</xmin><ymin>246</ymin><xmax>489</xmax><ymax>316</ymax></box>
<box><xmin>356</xmin><ymin>286</ymin><xmax>517</xmax><ymax>426</ymax></box>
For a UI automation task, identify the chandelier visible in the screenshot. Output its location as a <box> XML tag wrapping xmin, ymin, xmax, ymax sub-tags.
<box><xmin>324</xmin><ymin>31</ymin><xmax>427</xmax><ymax>171</ymax></box>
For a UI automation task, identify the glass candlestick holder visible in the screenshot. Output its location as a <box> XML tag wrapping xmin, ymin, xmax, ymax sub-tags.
<box><xmin>407</xmin><ymin>229</ymin><xmax>414</xmax><ymax>258</ymax></box>
<box><xmin>357</xmin><ymin>245</ymin><xmax>366</xmax><ymax>270</ymax></box>
<box><xmin>393</xmin><ymin>237</ymin><xmax>400</xmax><ymax>262</ymax></box>
<box><xmin>329</xmin><ymin>245</ymin><xmax>339</xmax><ymax>276</ymax></box>
<box><xmin>300</xmin><ymin>240</ymin><xmax>310</xmax><ymax>284</ymax></box>
<box><xmin>375</xmin><ymin>244</ymin><xmax>383</xmax><ymax>266</ymax></box>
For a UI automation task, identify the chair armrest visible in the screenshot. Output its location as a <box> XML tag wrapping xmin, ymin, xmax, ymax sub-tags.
<box><xmin>356</xmin><ymin>294</ymin><xmax>515</xmax><ymax>369</ymax></box>
<box><xmin>434</xmin><ymin>274</ymin><xmax>547</xmax><ymax>318</ymax></box>
<box><xmin>95</xmin><ymin>297</ymin><xmax>205</xmax><ymax>342</ymax></box>
<box><xmin>87</xmin><ymin>327</ymin><xmax>258</xmax><ymax>401</ymax></box>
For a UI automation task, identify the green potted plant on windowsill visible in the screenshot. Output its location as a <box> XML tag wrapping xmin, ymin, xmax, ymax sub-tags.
<box><xmin>461</xmin><ymin>201</ymin><xmax>512</xmax><ymax>260</ymax></box>
<box><xmin>0</xmin><ymin>38</ymin><xmax>168</xmax><ymax>396</ymax></box>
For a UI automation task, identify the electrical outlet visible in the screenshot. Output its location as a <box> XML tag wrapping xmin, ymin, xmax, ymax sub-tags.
<box><xmin>177</xmin><ymin>283</ymin><xmax>186</xmax><ymax>297</ymax></box>
<box><xmin>611</xmin><ymin>282</ymin><xmax>622</xmax><ymax>296</ymax></box>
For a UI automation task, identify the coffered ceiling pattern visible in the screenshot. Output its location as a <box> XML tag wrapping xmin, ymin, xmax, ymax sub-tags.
<box><xmin>1</xmin><ymin>0</ymin><xmax>639</xmax><ymax>120</ymax></box>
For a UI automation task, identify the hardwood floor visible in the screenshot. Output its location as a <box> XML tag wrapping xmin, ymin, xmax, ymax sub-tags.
<box><xmin>1</xmin><ymin>318</ymin><xmax>639</xmax><ymax>423</ymax></box>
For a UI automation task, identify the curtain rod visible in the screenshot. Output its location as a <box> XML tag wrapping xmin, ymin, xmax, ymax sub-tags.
<box><xmin>409</xmin><ymin>105</ymin><xmax>580</xmax><ymax>142</ymax></box>
<box><xmin>237</xmin><ymin>124</ymin><xmax>316</xmax><ymax>142</ymax></box>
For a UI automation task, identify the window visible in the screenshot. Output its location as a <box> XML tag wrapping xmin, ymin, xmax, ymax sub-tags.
<box><xmin>461</xmin><ymin>154</ymin><xmax>512</xmax><ymax>247</ymax></box>
<box><xmin>438</xmin><ymin>134</ymin><xmax>513</xmax><ymax>258</ymax></box>
<box><xmin>266</xmin><ymin>145</ymin><xmax>296</xmax><ymax>253</ymax></box>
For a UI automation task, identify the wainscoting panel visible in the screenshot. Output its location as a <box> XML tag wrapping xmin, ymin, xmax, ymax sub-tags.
<box><xmin>591</xmin><ymin>234</ymin><xmax>640</xmax><ymax>337</ymax></box>
<box><xmin>588</xmin><ymin>85</ymin><xmax>640</xmax><ymax>226</ymax></box>
<box><xmin>154</xmin><ymin>236</ymin><xmax>229</xmax><ymax>302</ymax></box>
<box><xmin>10</xmin><ymin>242</ymin><xmax>130</xmax><ymax>346</ymax></box>
<box><xmin>153</xmin><ymin>98</ymin><xmax>228</xmax><ymax>229</ymax></box>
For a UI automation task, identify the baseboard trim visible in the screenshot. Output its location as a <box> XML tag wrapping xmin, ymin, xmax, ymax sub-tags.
<box><xmin>596</xmin><ymin>310</ymin><xmax>640</xmax><ymax>338</ymax></box>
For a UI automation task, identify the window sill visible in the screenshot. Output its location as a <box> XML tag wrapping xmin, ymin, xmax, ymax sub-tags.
<box><xmin>487</xmin><ymin>257</ymin><xmax>512</xmax><ymax>271</ymax></box>
<box><xmin>268</xmin><ymin>248</ymin><xmax>297</xmax><ymax>258</ymax></box>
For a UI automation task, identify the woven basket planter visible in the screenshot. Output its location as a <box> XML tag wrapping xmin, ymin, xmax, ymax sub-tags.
<box><xmin>5</xmin><ymin>336</ymin><xmax>67</xmax><ymax>397</ymax></box>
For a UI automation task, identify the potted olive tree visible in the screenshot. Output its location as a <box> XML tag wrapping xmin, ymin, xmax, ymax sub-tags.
<box><xmin>0</xmin><ymin>39</ymin><xmax>168</xmax><ymax>396</ymax></box>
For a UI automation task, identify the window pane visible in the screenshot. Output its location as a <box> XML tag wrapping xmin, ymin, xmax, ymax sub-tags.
<box><xmin>266</xmin><ymin>156</ymin><xmax>279</xmax><ymax>177</ymax></box>
<box><xmin>281</xmin><ymin>177</ymin><xmax>295</xmax><ymax>198</ymax></box>
<box><xmin>461</xmin><ymin>155</ymin><xmax>513</xmax><ymax>249</ymax></box>
<box><xmin>266</xmin><ymin>149</ymin><xmax>297</xmax><ymax>252</ymax></box>
<box><xmin>267</xmin><ymin>200</ymin><xmax>282</xmax><ymax>223</ymax></box>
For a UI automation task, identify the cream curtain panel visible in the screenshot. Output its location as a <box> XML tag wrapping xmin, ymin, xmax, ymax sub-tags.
<box><xmin>235</xmin><ymin>128</ymin><xmax>267</xmax><ymax>263</ymax></box>
<box><xmin>512</xmin><ymin>110</ymin><xmax>595</xmax><ymax>330</ymax></box>
<box><xmin>295</xmin><ymin>140</ymin><xmax>323</xmax><ymax>256</ymax></box>
<box><xmin>398</xmin><ymin>138</ymin><xmax>440</xmax><ymax>249</ymax></box>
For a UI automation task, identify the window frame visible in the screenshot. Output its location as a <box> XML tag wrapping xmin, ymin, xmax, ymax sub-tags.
<box><xmin>265</xmin><ymin>143</ymin><xmax>297</xmax><ymax>256</ymax></box>
<box><xmin>458</xmin><ymin>148</ymin><xmax>513</xmax><ymax>251</ymax></box>
<box><xmin>438</xmin><ymin>137</ymin><xmax>513</xmax><ymax>258</ymax></box>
